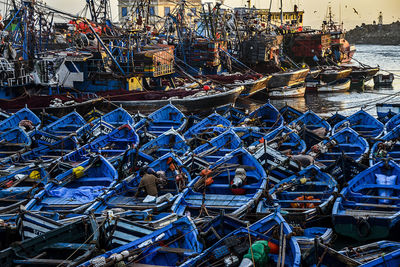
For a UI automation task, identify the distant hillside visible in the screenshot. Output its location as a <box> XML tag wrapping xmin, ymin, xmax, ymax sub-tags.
<box><xmin>345</xmin><ymin>21</ymin><xmax>400</xmax><ymax>45</ymax></box>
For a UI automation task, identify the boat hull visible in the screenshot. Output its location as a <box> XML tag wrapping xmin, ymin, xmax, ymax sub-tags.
<box><xmin>112</xmin><ymin>86</ymin><xmax>244</xmax><ymax>114</ymax></box>
<box><xmin>268</xmin><ymin>83</ymin><xmax>306</xmax><ymax>99</ymax></box>
<box><xmin>240</xmin><ymin>75</ymin><xmax>271</xmax><ymax>97</ymax></box>
<box><xmin>317</xmin><ymin>78</ymin><xmax>351</xmax><ymax>93</ymax></box>
<box><xmin>268</xmin><ymin>68</ymin><xmax>309</xmax><ymax>88</ymax></box>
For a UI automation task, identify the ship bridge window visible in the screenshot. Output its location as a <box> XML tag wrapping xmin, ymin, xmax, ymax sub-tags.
<box><xmin>299</xmin><ymin>14</ymin><xmax>303</xmax><ymax>23</ymax></box>
<box><xmin>149</xmin><ymin>7</ymin><xmax>155</xmax><ymax>15</ymax></box>
<box><xmin>165</xmin><ymin>7</ymin><xmax>170</xmax><ymax>15</ymax></box>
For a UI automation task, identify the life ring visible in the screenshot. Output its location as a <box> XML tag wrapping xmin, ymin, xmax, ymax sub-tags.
<box><xmin>356</xmin><ymin>218</ymin><xmax>371</xmax><ymax>238</ymax></box>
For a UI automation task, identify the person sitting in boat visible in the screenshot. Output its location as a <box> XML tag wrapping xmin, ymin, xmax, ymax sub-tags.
<box><xmin>135</xmin><ymin>167</ymin><xmax>164</xmax><ymax>198</ymax></box>
<box><xmin>18</xmin><ymin>117</ymin><xmax>34</xmax><ymax>131</ymax></box>
<box><xmin>230</xmin><ymin>168</ymin><xmax>247</xmax><ymax>195</ymax></box>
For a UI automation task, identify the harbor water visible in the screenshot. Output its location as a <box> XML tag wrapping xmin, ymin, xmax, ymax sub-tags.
<box><xmin>240</xmin><ymin>44</ymin><xmax>400</xmax><ymax>117</ymax></box>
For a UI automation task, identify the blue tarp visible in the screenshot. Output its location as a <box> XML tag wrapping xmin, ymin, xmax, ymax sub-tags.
<box><xmin>47</xmin><ymin>186</ymin><xmax>105</xmax><ymax>202</ymax></box>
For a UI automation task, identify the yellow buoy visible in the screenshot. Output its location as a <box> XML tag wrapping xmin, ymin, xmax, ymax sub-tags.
<box><xmin>29</xmin><ymin>170</ymin><xmax>40</xmax><ymax>180</ymax></box>
<box><xmin>73</xmin><ymin>166</ymin><xmax>85</xmax><ymax>179</ymax></box>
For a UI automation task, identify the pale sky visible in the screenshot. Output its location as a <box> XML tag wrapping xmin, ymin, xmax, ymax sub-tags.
<box><xmin>34</xmin><ymin>0</ymin><xmax>400</xmax><ymax>30</ymax></box>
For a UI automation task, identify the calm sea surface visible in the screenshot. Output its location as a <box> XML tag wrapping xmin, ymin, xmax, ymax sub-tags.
<box><xmin>239</xmin><ymin>44</ymin><xmax>400</xmax><ymax>117</ymax></box>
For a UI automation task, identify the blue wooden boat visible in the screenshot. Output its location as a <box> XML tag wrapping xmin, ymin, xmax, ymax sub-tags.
<box><xmin>304</xmin><ymin>239</ymin><xmax>400</xmax><ymax>267</ymax></box>
<box><xmin>215</xmin><ymin>104</ymin><xmax>246</xmax><ymax>126</ymax></box>
<box><xmin>250</xmin><ymin>141</ymin><xmax>301</xmax><ymax>184</ymax></box>
<box><xmin>172</xmin><ymin>148</ymin><xmax>267</xmax><ymax>217</ymax></box>
<box><xmin>238</xmin><ymin>101</ymin><xmax>284</xmax><ymax>131</ymax></box>
<box><xmin>0</xmin><ymin>215</ymin><xmax>99</xmax><ymax>266</ymax></box>
<box><xmin>291</xmin><ymin>109</ymin><xmax>332</xmax><ymax>134</ymax></box>
<box><xmin>292</xmin><ymin>227</ymin><xmax>333</xmax><ymax>252</ymax></box>
<box><xmin>249</xmin><ymin>210</ymin><xmax>330</xmax><ymax>253</ymax></box>
<box><xmin>89</xmin><ymin>152</ymin><xmax>191</xmax><ymax>214</ymax></box>
<box><xmin>253</xmin><ymin>125</ymin><xmax>306</xmax><ymax>155</ymax></box>
<box><xmin>0</xmin><ymin>128</ymin><xmax>31</xmax><ymax>158</ymax></box>
<box><xmin>63</xmin><ymin>124</ymin><xmax>139</xmax><ymax>163</ymax></box>
<box><xmin>29</xmin><ymin>129</ymin><xmax>70</xmax><ymax>149</ymax></box>
<box><xmin>197</xmin><ymin>212</ymin><xmax>248</xmax><ymax>248</ymax></box>
<box><xmin>232</xmin><ymin>127</ymin><xmax>264</xmax><ymax>147</ymax></box>
<box><xmin>183</xmin><ymin>112</ymin><xmax>231</xmax><ymax>140</ymax></box>
<box><xmin>0</xmin><ymin>165</ymin><xmax>48</xmax><ymax>218</ymax></box>
<box><xmin>2</xmin><ymin>134</ymin><xmax>79</xmax><ymax>164</ymax></box>
<box><xmin>107</xmin><ymin>147</ymin><xmax>154</xmax><ymax>180</ymax></box>
<box><xmin>325</xmin><ymin>154</ymin><xmax>368</xmax><ymax>188</ymax></box>
<box><xmin>24</xmin><ymin>155</ymin><xmax>118</xmax><ymax>218</ymax></box>
<box><xmin>134</xmin><ymin>103</ymin><xmax>187</xmax><ymax>137</ymax></box>
<box><xmin>333</xmin><ymin>109</ymin><xmax>384</xmax><ymax>139</ymax></box>
<box><xmin>370</xmin><ymin>124</ymin><xmax>400</xmax><ymax>166</ymax></box>
<box><xmin>257</xmin><ymin>165</ymin><xmax>338</xmax><ymax>224</ymax></box>
<box><xmin>332</xmin><ymin>159</ymin><xmax>400</xmax><ymax>241</ymax></box>
<box><xmin>191</xmin><ymin>128</ymin><xmax>242</xmax><ymax>163</ymax></box>
<box><xmin>384</xmin><ymin>112</ymin><xmax>400</xmax><ymax>135</ymax></box>
<box><xmin>310</xmin><ymin>127</ymin><xmax>369</xmax><ymax>166</ymax></box>
<box><xmin>279</xmin><ymin>104</ymin><xmax>303</xmax><ymax>124</ymax></box>
<box><xmin>82</xmin><ymin>216</ymin><xmax>202</xmax><ymax>267</ymax></box>
<box><xmin>77</xmin><ymin>107</ymin><xmax>133</xmax><ymax>142</ymax></box>
<box><xmin>327</xmin><ymin>112</ymin><xmax>346</xmax><ymax>127</ymax></box>
<box><xmin>41</xmin><ymin>111</ymin><xmax>86</xmax><ymax>136</ymax></box>
<box><xmin>185</xmin><ymin>212</ymin><xmax>301</xmax><ymax>267</ymax></box>
<box><xmin>339</xmin><ymin>241</ymin><xmax>400</xmax><ymax>266</ymax></box>
<box><xmin>0</xmin><ymin>107</ymin><xmax>41</xmax><ymax>132</ymax></box>
<box><xmin>376</xmin><ymin>102</ymin><xmax>400</xmax><ymax>123</ymax></box>
<box><xmin>139</xmin><ymin>129</ymin><xmax>189</xmax><ymax>158</ymax></box>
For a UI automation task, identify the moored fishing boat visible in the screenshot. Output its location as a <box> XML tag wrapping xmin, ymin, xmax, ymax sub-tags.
<box><xmin>279</xmin><ymin>104</ymin><xmax>303</xmax><ymax>124</ymax></box>
<box><xmin>190</xmin><ymin>128</ymin><xmax>242</xmax><ymax>164</ymax></box>
<box><xmin>250</xmin><ymin>210</ymin><xmax>333</xmax><ymax>252</ymax></box>
<box><xmin>238</xmin><ymin>101</ymin><xmax>284</xmax><ymax>132</ymax></box>
<box><xmin>257</xmin><ymin>165</ymin><xmax>337</xmax><ymax>224</ymax></box>
<box><xmin>376</xmin><ymin>102</ymin><xmax>400</xmax><ymax>123</ymax></box>
<box><xmin>41</xmin><ymin>111</ymin><xmax>86</xmax><ymax>137</ymax></box>
<box><xmin>290</xmin><ymin>110</ymin><xmax>331</xmax><ymax>149</ymax></box>
<box><xmin>109</xmin><ymin>85</ymin><xmax>245</xmax><ymax>114</ymax></box>
<box><xmin>268</xmin><ymin>82</ymin><xmax>306</xmax><ymax>99</ymax></box>
<box><xmin>332</xmin><ymin>159</ymin><xmax>400</xmax><ymax>241</ymax></box>
<box><xmin>332</xmin><ymin>109</ymin><xmax>384</xmax><ymax>139</ymax></box>
<box><xmin>134</xmin><ymin>103</ymin><xmax>187</xmax><ymax>137</ymax></box>
<box><xmin>347</xmin><ymin>65</ymin><xmax>380</xmax><ymax>88</ymax></box>
<box><xmin>183</xmin><ymin>112</ymin><xmax>231</xmax><ymax>141</ymax></box>
<box><xmin>0</xmin><ymin>215</ymin><xmax>99</xmax><ymax>266</ymax></box>
<box><xmin>370</xmin><ymin>124</ymin><xmax>400</xmax><ymax>166</ymax></box>
<box><xmin>268</xmin><ymin>68</ymin><xmax>309</xmax><ymax>88</ymax></box>
<box><xmin>88</xmin><ymin>152</ymin><xmax>190</xmax><ymax>214</ymax></box>
<box><xmin>309</xmin><ymin>127</ymin><xmax>369</xmax><ymax>166</ymax></box>
<box><xmin>139</xmin><ymin>129</ymin><xmax>189</xmax><ymax>158</ymax></box>
<box><xmin>319</xmin><ymin>67</ymin><xmax>352</xmax><ymax>83</ymax></box>
<box><xmin>384</xmin><ymin>112</ymin><xmax>400</xmax><ymax>134</ymax></box>
<box><xmin>326</xmin><ymin>112</ymin><xmax>346</xmax><ymax>127</ymax></box>
<box><xmin>185</xmin><ymin>212</ymin><xmax>301</xmax><ymax>267</ymax></box>
<box><xmin>308</xmin><ymin>78</ymin><xmax>351</xmax><ymax>93</ymax></box>
<box><xmin>253</xmin><ymin>125</ymin><xmax>306</xmax><ymax>155</ymax></box>
<box><xmin>172</xmin><ymin>148</ymin><xmax>267</xmax><ymax>217</ymax></box>
<box><xmin>207</xmin><ymin>73</ymin><xmax>271</xmax><ymax>97</ymax></box>
<box><xmin>303</xmin><ymin>239</ymin><xmax>400</xmax><ymax>266</ymax></box>
<box><xmin>76</xmin><ymin>106</ymin><xmax>133</xmax><ymax>143</ymax></box>
<box><xmin>82</xmin><ymin>216</ymin><xmax>202</xmax><ymax>267</ymax></box>
<box><xmin>24</xmin><ymin>155</ymin><xmax>118</xmax><ymax>219</ymax></box>
<box><xmin>0</xmin><ymin>128</ymin><xmax>31</xmax><ymax>158</ymax></box>
<box><xmin>374</xmin><ymin>73</ymin><xmax>394</xmax><ymax>87</ymax></box>
<box><xmin>0</xmin><ymin>107</ymin><xmax>41</xmax><ymax>132</ymax></box>
<box><xmin>63</xmin><ymin>123</ymin><xmax>140</xmax><ymax>163</ymax></box>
